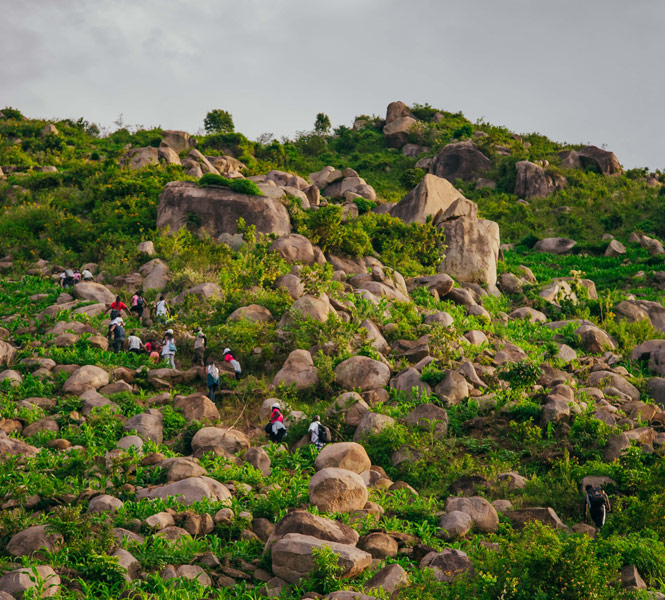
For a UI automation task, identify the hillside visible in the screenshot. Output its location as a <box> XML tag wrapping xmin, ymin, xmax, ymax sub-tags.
<box><xmin>0</xmin><ymin>102</ymin><xmax>665</xmax><ymax>599</ymax></box>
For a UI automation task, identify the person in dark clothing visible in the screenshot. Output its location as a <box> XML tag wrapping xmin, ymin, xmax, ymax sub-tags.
<box><xmin>207</xmin><ymin>361</ymin><xmax>220</xmax><ymax>403</ymax></box>
<box><xmin>585</xmin><ymin>484</ymin><xmax>611</xmax><ymax>529</ymax></box>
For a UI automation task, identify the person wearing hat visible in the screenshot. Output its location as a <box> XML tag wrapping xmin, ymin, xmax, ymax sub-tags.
<box><xmin>223</xmin><ymin>348</ymin><xmax>242</xmax><ymax>380</ymax></box>
<box><xmin>161</xmin><ymin>328</ymin><xmax>176</xmax><ymax>369</ymax></box>
<box><xmin>193</xmin><ymin>327</ymin><xmax>207</xmax><ymax>367</ymax></box>
<box><xmin>266</xmin><ymin>402</ymin><xmax>287</xmax><ymax>442</ymax></box>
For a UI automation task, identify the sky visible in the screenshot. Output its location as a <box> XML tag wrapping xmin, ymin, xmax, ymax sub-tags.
<box><xmin>2</xmin><ymin>0</ymin><xmax>663</xmax><ymax>169</ymax></box>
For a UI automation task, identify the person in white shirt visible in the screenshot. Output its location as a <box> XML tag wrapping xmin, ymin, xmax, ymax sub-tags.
<box><xmin>81</xmin><ymin>268</ymin><xmax>94</xmax><ymax>281</ymax></box>
<box><xmin>308</xmin><ymin>415</ymin><xmax>326</xmax><ymax>451</ymax></box>
<box><xmin>127</xmin><ymin>332</ymin><xmax>143</xmax><ymax>354</ymax></box>
<box><xmin>161</xmin><ymin>328</ymin><xmax>176</xmax><ymax>368</ymax></box>
<box><xmin>194</xmin><ymin>327</ymin><xmax>207</xmax><ymax>366</ymax></box>
<box><xmin>155</xmin><ymin>295</ymin><xmax>168</xmax><ymax>323</ymax></box>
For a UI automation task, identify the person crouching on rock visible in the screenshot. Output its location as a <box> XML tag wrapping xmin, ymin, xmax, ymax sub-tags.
<box><xmin>266</xmin><ymin>402</ymin><xmax>287</xmax><ymax>443</ymax></box>
<box><xmin>222</xmin><ymin>348</ymin><xmax>242</xmax><ymax>380</ymax></box>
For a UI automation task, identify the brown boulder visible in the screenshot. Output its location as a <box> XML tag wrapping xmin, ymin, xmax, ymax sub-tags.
<box><xmin>309</xmin><ymin>467</ymin><xmax>368</xmax><ymax>513</ymax></box>
<box><xmin>430</xmin><ymin>141</ymin><xmax>492</xmax><ymax>183</ymax></box>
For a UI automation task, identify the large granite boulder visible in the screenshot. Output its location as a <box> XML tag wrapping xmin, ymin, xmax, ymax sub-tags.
<box><xmin>577</xmin><ymin>145</ymin><xmax>622</xmax><ymax>175</ymax></box>
<box><xmin>430</xmin><ymin>141</ymin><xmax>492</xmax><ymax>183</ymax></box>
<box><xmin>514</xmin><ymin>160</ymin><xmax>556</xmax><ymax>198</ymax></box>
<box><xmin>309</xmin><ymin>468</ymin><xmax>368</xmax><ymax>513</ymax></box>
<box><xmin>157</xmin><ymin>181</ymin><xmax>291</xmax><ymax>237</ymax></box>
<box><xmin>390</xmin><ymin>174</ymin><xmax>465</xmax><ymax>225</ymax></box>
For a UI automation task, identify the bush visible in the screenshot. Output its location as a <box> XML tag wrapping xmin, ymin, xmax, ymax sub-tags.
<box><xmin>198</xmin><ymin>173</ymin><xmax>262</xmax><ymax>196</ymax></box>
<box><xmin>204</xmin><ymin>108</ymin><xmax>234</xmax><ymax>133</ymax></box>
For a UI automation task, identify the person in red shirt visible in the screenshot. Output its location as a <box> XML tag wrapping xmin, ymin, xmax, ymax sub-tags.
<box><xmin>266</xmin><ymin>402</ymin><xmax>287</xmax><ymax>442</ymax></box>
<box><xmin>107</xmin><ymin>296</ymin><xmax>128</xmax><ymax>319</ymax></box>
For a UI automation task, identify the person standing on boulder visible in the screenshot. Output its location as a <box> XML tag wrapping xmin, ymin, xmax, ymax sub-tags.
<box><xmin>584</xmin><ymin>484</ymin><xmax>611</xmax><ymax>529</ymax></box>
<box><xmin>308</xmin><ymin>415</ymin><xmax>330</xmax><ymax>451</ymax></box>
<box><xmin>207</xmin><ymin>361</ymin><xmax>220</xmax><ymax>402</ymax></box>
<box><xmin>161</xmin><ymin>329</ymin><xmax>177</xmax><ymax>369</ymax></box>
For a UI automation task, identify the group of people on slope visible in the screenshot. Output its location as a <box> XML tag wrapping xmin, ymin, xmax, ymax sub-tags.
<box><xmin>264</xmin><ymin>402</ymin><xmax>330</xmax><ymax>450</ymax></box>
<box><xmin>59</xmin><ymin>267</ymin><xmax>93</xmax><ymax>288</ymax></box>
<box><xmin>206</xmin><ymin>348</ymin><xmax>242</xmax><ymax>402</ymax></box>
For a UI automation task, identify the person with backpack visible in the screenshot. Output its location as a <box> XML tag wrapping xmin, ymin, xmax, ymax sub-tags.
<box><xmin>108</xmin><ymin>317</ymin><xmax>126</xmax><ymax>353</ymax></box>
<box><xmin>107</xmin><ymin>296</ymin><xmax>129</xmax><ymax>320</ymax></box>
<box><xmin>584</xmin><ymin>484</ymin><xmax>611</xmax><ymax>529</ymax></box>
<box><xmin>73</xmin><ymin>269</ymin><xmax>81</xmax><ymax>283</ymax></box>
<box><xmin>127</xmin><ymin>332</ymin><xmax>143</xmax><ymax>355</ymax></box>
<box><xmin>194</xmin><ymin>327</ymin><xmax>207</xmax><ymax>367</ymax></box>
<box><xmin>308</xmin><ymin>415</ymin><xmax>330</xmax><ymax>451</ymax></box>
<box><xmin>62</xmin><ymin>269</ymin><xmax>75</xmax><ymax>288</ymax></box>
<box><xmin>161</xmin><ymin>329</ymin><xmax>177</xmax><ymax>369</ymax></box>
<box><xmin>222</xmin><ymin>348</ymin><xmax>242</xmax><ymax>380</ymax></box>
<box><xmin>265</xmin><ymin>402</ymin><xmax>287</xmax><ymax>443</ymax></box>
<box><xmin>81</xmin><ymin>268</ymin><xmax>94</xmax><ymax>281</ymax></box>
<box><xmin>155</xmin><ymin>295</ymin><xmax>169</xmax><ymax>323</ymax></box>
<box><xmin>207</xmin><ymin>361</ymin><xmax>220</xmax><ymax>402</ymax></box>
<box><xmin>130</xmin><ymin>291</ymin><xmax>146</xmax><ymax>320</ymax></box>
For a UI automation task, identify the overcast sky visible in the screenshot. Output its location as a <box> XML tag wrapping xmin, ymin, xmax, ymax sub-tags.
<box><xmin>3</xmin><ymin>0</ymin><xmax>663</xmax><ymax>169</ymax></box>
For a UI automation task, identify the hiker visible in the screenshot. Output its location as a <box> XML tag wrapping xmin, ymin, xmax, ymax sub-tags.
<box><xmin>222</xmin><ymin>348</ymin><xmax>242</xmax><ymax>380</ymax></box>
<box><xmin>145</xmin><ymin>340</ymin><xmax>160</xmax><ymax>364</ymax></box>
<box><xmin>127</xmin><ymin>332</ymin><xmax>143</xmax><ymax>354</ymax></box>
<box><xmin>308</xmin><ymin>415</ymin><xmax>330</xmax><ymax>451</ymax></box>
<box><xmin>61</xmin><ymin>269</ymin><xmax>75</xmax><ymax>288</ymax></box>
<box><xmin>266</xmin><ymin>402</ymin><xmax>287</xmax><ymax>443</ymax></box>
<box><xmin>73</xmin><ymin>269</ymin><xmax>81</xmax><ymax>283</ymax></box>
<box><xmin>81</xmin><ymin>268</ymin><xmax>94</xmax><ymax>281</ymax></box>
<box><xmin>108</xmin><ymin>317</ymin><xmax>126</xmax><ymax>353</ymax></box>
<box><xmin>194</xmin><ymin>327</ymin><xmax>207</xmax><ymax>367</ymax></box>
<box><xmin>130</xmin><ymin>291</ymin><xmax>146</xmax><ymax>320</ymax></box>
<box><xmin>161</xmin><ymin>329</ymin><xmax>176</xmax><ymax>368</ymax></box>
<box><xmin>585</xmin><ymin>484</ymin><xmax>611</xmax><ymax>529</ymax></box>
<box><xmin>108</xmin><ymin>296</ymin><xmax>128</xmax><ymax>320</ymax></box>
<box><xmin>207</xmin><ymin>361</ymin><xmax>220</xmax><ymax>402</ymax></box>
<box><xmin>155</xmin><ymin>295</ymin><xmax>169</xmax><ymax>323</ymax></box>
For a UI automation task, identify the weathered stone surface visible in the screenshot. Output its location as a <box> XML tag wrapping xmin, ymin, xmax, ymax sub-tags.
<box><xmin>173</xmin><ymin>394</ymin><xmax>220</xmax><ymax>422</ymax></box>
<box><xmin>605</xmin><ymin>239</ymin><xmax>626</xmax><ymax>257</ymax></box>
<box><xmin>505</xmin><ymin>507</ymin><xmax>568</xmax><ymax>530</ymax></box>
<box><xmin>430</xmin><ymin>141</ymin><xmax>492</xmax><ymax>183</ymax></box>
<box><xmin>314</xmin><ymin>442</ymin><xmax>371</xmax><ymax>473</ymax></box>
<box><xmin>62</xmin><ymin>365</ymin><xmax>109</xmax><ymax>395</ymax></box>
<box><xmin>245</xmin><ymin>447</ymin><xmax>271</xmax><ymax>477</ymax></box>
<box><xmin>0</xmin><ymin>341</ymin><xmax>16</xmax><ymax>367</ymax></box>
<box><xmin>309</xmin><ymin>468</ymin><xmax>368</xmax><ymax>513</ymax></box>
<box><xmin>161</xmin><ymin>130</ymin><xmax>196</xmax><ymax>154</ymax></box>
<box><xmin>420</xmin><ymin>548</ymin><xmax>473</xmax><ymax>582</ymax></box>
<box><xmin>383</xmin><ymin>116</ymin><xmax>417</xmax><ymax>148</ymax></box>
<box><xmin>326</xmin><ymin>392</ymin><xmax>370</xmax><ymax>427</ymax></box>
<box><xmin>173</xmin><ymin>282</ymin><xmax>222</xmax><ymax>304</ymax></box>
<box><xmin>157</xmin><ymin>181</ymin><xmax>291</xmax><ymax>237</ymax></box>
<box><xmin>390</xmin><ymin>367</ymin><xmax>431</xmax><ymax>397</ymax></box>
<box><xmin>365</xmin><ymin>563</ymin><xmax>409</xmax><ymax>596</ymax></box>
<box><xmin>576</xmin><ymin>325</ymin><xmax>616</xmax><ymax>354</ymax></box>
<box><xmin>88</xmin><ymin>494</ymin><xmax>124</xmax><ymax>514</ymax></box>
<box><xmin>439</xmin><ymin>511</ymin><xmax>473</xmax><ymax>539</ymax></box>
<box><xmin>136</xmin><ymin>476</ymin><xmax>231</xmax><ymax>506</ymax></box>
<box><xmin>587</xmin><ymin>370</ymin><xmax>639</xmax><ymax>401</ymax></box>
<box><xmin>6</xmin><ymin>525</ymin><xmax>62</xmax><ymax>557</ymax></box>
<box><xmin>72</xmin><ymin>281</ymin><xmax>115</xmax><ymax>304</ymax></box>
<box><xmin>273</xmin><ymin>349</ymin><xmax>319</xmax><ymax>390</ymax></box>
<box><xmin>391</xmin><ymin>174</ymin><xmax>465</xmax><ymax>225</ymax></box>
<box><xmin>0</xmin><ymin>566</ymin><xmax>60</xmax><ymax>598</ymax></box>
<box><xmin>533</xmin><ymin>237</ymin><xmax>576</xmax><ymax>254</ymax></box>
<box><xmin>358</xmin><ymin>532</ymin><xmax>398</xmax><ymax>559</ymax></box>
<box><xmin>444</xmin><ymin>496</ymin><xmax>498</xmax><ymax>532</ymax></box>
<box><xmin>353</xmin><ymin>412</ymin><xmax>395</xmax><ymax>442</ymax></box>
<box><xmin>272</xmin><ymin>533</ymin><xmax>371</xmax><ymax>584</ymax></box>
<box><xmin>405</xmin><ymin>403</ymin><xmax>449</xmax><ymax>436</ymax></box>
<box><xmin>281</xmin><ymin>294</ymin><xmax>335</xmax><ymax>325</ymax></box>
<box><xmin>577</xmin><ymin>145</ymin><xmax>622</xmax><ymax>175</ymax></box>
<box><xmin>435</xmin><ymin>370</ymin><xmax>469</xmax><ymax>406</ymax></box>
<box><xmin>271</xmin><ymin>509</ymin><xmax>359</xmax><ymax>546</ymax></box>
<box><xmin>439</xmin><ymin>216</ymin><xmax>500</xmax><ymax>288</ymax></box>
<box><xmin>514</xmin><ymin>160</ymin><xmax>558</xmax><ymax>198</ymax></box>
<box><xmin>124</xmin><ymin>410</ymin><xmax>163</xmax><ymax>444</ymax></box>
<box><xmin>270</xmin><ymin>234</ymin><xmax>325</xmax><ymax>265</ymax></box>
<box><xmin>191</xmin><ymin>427</ymin><xmax>250</xmax><ymax>455</ymax></box>
<box><xmin>335</xmin><ymin>356</ymin><xmax>390</xmax><ymax>391</ymax></box>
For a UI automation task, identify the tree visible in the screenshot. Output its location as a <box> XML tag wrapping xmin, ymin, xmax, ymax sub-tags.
<box><xmin>314</xmin><ymin>112</ymin><xmax>331</xmax><ymax>135</ymax></box>
<box><xmin>204</xmin><ymin>109</ymin><xmax>234</xmax><ymax>134</ymax></box>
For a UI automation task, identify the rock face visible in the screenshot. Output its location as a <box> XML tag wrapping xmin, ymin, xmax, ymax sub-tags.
<box><xmin>309</xmin><ymin>467</ymin><xmax>368</xmax><ymax>513</ymax></box>
<box><xmin>271</xmin><ymin>510</ymin><xmax>359</xmax><ymax>546</ymax></box>
<box><xmin>161</xmin><ymin>130</ymin><xmax>196</xmax><ymax>154</ymax></box>
<box><xmin>62</xmin><ymin>365</ymin><xmax>109</xmax><ymax>395</ymax></box>
<box><xmin>444</xmin><ymin>496</ymin><xmax>499</xmax><ymax>532</ymax></box>
<box><xmin>439</xmin><ymin>215</ymin><xmax>500</xmax><ymax>288</ymax></box>
<box><xmin>335</xmin><ymin>356</ymin><xmax>390</xmax><ymax>391</ymax></box>
<box><xmin>577</xmin><ymin>145</ymin><xmax>622</xmax><ymax>175</ymax></box>
<box><xmin>136</xmin><ymin>476</ymin><xmax>231</xmax><ymax>506</ymax></box>
<box><xmin>273</xmin><ymin>349</ymin><xmax>319</xmax><ymax>390</ymax></box>
<box><xmin>390</xmin><ymin>174</ymin><xmax>466</xmax><ymax>225</ymax></box>
<box><xmin>157</xmin><ymin>181</ymin><xmax>291</xmax><ymax>237</ymax></box>
<box><xmin>6</xmin><ymin>525</ymin><xmax>62</xmax><ymax>557</ymax></box>
<box><xmin>0</xmin><ymin>565</ymin><xmax>61</xmax><ymax>598</ymax></box>
<box><xmin>430</xmin><ymin>141</ymin><xmax>492</xmax><ymax>183</ymax></box>
<box><xmin>72</xmin><ymin>282</ymin><xmax>115</xmax><ymax>304</ymax></box>
<box><xmin>272</xmin><ymin>533</ymin><xmax>372</xmax><ymax>584</ymax></box>
<box><xmin>383</xmin><ymin>101</ymin><xmax>417</xmax><ymax>148</ymax></box>
<box><xmin>514</xmin><ymin>160</ymin><xmax>558</xmax><ymax>198</ymax></box>
<box><xmin>314</xmin><ymin>442</ymin><xmax>371</xmax><ymax>473</ymax></box>
<box><xmin>0</xmin><ymin>341</ymin><xmax>16</xmax><ymax>367</ymax></box>
<box><xmin>270</xmin><ymin>234</ymin><xmax>325</xmax><ymax>265</ymax></box>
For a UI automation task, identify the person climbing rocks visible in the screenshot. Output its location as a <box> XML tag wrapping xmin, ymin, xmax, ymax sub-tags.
<box><xmin>223</xmin><ymin>348</ymin><xmax>242</xmax><ymax>380</ymax></box>
<box><xmin>266</xmin><ymin>402</ymin><xmax>287</xmax><ymax>443</ymax></box>
<box><xmin>585</xmin><ymin>484</ymin><xmax>611</xmax><ymax>529</ymax></box>
<box><xmin>108</xmin><ymin>316</ymin><xmax>126</xmax><ymax>353</ymax></box>
<box><xmin>127</xmin><ymin>332</ymin><xmax>143</xmax><ymax>354</ymax></box>
<box><xmin>61</xmin><ymin>269</ymin><xmax>75</xmax><ymax>288</ymax></box>
<box><xmin>108</xmin><ymin>295</ymin><xmax>128</xmax><ymax>320</ymax></box>
<box><xmin>308</xmin><ymin>415</ymin><xmax>330</xmax><ymax>451</ymax></box>
<box><xmin>130</xmin><ymin>291</ymin><xmax>146</xmax><ymax>320</ymax></box>
<box><xmin>155</xmin><ymin>295</ymin><xmax>169</xmax><ymax>323</ymax></box>
<box><xmin>145</xmin><ymin>340</ymin><xmax>160</xmax><ymax>364</ymax></box>
<box><xmin>161</xmin><ymin>328</ymin><xmax>177</xmax><ymax>369</ymax></box>
<box><xmin>81</xmin><ymin>268</ymin><xmax>94</xmax><ymax>281</ymax></box>
<box><xmin>207</xmin><ymin>361</ymin><xmax>220</xmax><ymax>403</ymax></box>
<box><xmin>73</xmin><ymin>269</ymin><xmax>81</xmax><ymax>283</ymax></box>
<box><xmin>194</xmin><ymin>327</ymin><xmax>207</xmax><ymax>367</ymax></box>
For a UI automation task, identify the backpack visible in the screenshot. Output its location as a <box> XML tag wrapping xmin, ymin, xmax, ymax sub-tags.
<box><xmin>318</xmin><ymin>423</ymin><xmax>331</xmax><ymax>444</ymax></box>
<box><xmin>588</xmin><ymin>487</ymin><xmax>605</xmax><ymax>508</ymax></box>
<box><xmin>110</xmin><ymin>309</ymin><xmax>120</xmax><ymax>320</ymax></box>
<box><xmin>137</xmin><ymin>296</ymin><xmax>144</xmax><ymax>307</ymax></box>
<box><xmin>168</xmin><ymin>341</ymin><xmax>176</xmax><ymax>353</ymax></box>
<box><xmin>114</xmin><ymin>325</ymin><xmax>125</xmax><ymax>340</ymax></box>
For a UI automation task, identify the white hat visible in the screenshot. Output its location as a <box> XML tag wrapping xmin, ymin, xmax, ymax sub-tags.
<box><xmin>166</xmin><ymin>329</ymin><xmax>174</xmax><ymax>334</ymax></box>
<box><xmin>271</xmin><ymin>402</ymin><xmax>280</xmax><ymax>409</ymax></box>
<box><xmin>223</xmin><ymin>348</ymin><xmax>230</xmax><ymax>355</ymax></box>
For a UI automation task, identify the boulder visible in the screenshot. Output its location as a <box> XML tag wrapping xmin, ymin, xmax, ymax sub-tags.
<box><xmin>438</xmin><ymin>216</ymin><xmax>500</xmax><ymax>288</ymax></box>
<box><xmin>605</xmin><ymin>239</ymin><xmax>626</xmax><ymax>257</ymax></box>
<box><xmin>435</xmin><ymin>370</ymin><xmax>469</xmax><ymax>406</ymax></box>
<box><xmin>157</xmin><ymin>181</ymin><xmax>291</xmax><ymax>237</ymax></box>
<box><xmin>6</xmin><ymin>525</ymin><xmax>62</xmax><ymax>557</ymax></box>
<box><xmin>0</xmin><ymin>566</ymin><xmax>60</xmax><ymax>598</ymax></box>
<box><xmin>359</xmin><ymin>319</ymin><xmax>389</xmax><ymax>353</ymax></box>
<box><xmin>270</xmin><ymin>234</ymin><xmax>325</xmax><ymax>265</ymax></box>
<box><xmin>173</xmin><ymin>282</ymin><xmax>222</xmax><ymax>304</ymax></box>
<box><xmin>123</xmin><ymin>410</ymin><xmax>163</xmax><ymax>443</ymax></box>
<box><xmin>282</xmin><ymin>294</ymin><xmax>335</xmax><ymax>325</ymax></box>
<box><xmin>541</xmin><ymin>395</ymin><xmax>571</xmax><ymax>426</ymax></box>
<box><xmin>353</xmin><ymin>412</ymin><xmax>395</xmax><ymax>442</ymax></box>
<box><xmin>88</xmin><ymin>494</ymin><xmax>124</xmax><ymax>514</ymax></box>
<box><xmin>335</xmin><ymin>356</ymin><xmax>390</xmax><ymax>391</ymax></box>
<box><xmin>420</xmin><ymin>548</ymin><xmax>473</xmax><ymax>583</ymax></box>
<box><xmin>430</xmin><ymin>141</ymin><xmax>492</xmax><ymax>183</ymax></box>
<box><xmin>191</xmin><ymin>427</ymin><xmax>250</xmax><ymax>455</ymax></box>
<box><xmin>160</xmin><ymin>130</ymin><xmax>195</xmax><ymax>153</ymax></box>
<box><xmin>577</xmin><ymin>145</ymin><xmax>622</xmax><ymax>175</ymax></box>
<box><xmin>136</xmin><ymin>476</ymin><xmax>231</xmax><ymax>506</ymax></box>
<box><xmin>139</xmin><ymin>259</ymin><xmax>169</xmax><ymax>290</ymax></box>
<box><xmin>621</xmin><ymin>565</ymin><xmax>647</xmax><ymax>591</ymax></box>
<box><xmin>587</xmin><ymin>370</ymin><xmax>639</xmax><ymax>401</ymax></box>
<box><xmin>272</xmin><ymin>533</ymin><xmax>371</xmax><ymax>584</ymax></box>
<box><xmin>383</xmin><ymin>117</ymin><xmax>417</xmax><ymax>148</ymax></box>
<box><xmin>505</xmin><ymin>507</ymin><xmax>568</xmax><ymax>530</ymax></box>
<box><xmin>275</xmin><ymin>274</ymin><xmax>304</xmax><ymax>300</ymax></box>
<box><xmin>173</xmin><ymin>394</ymin><xmax>220</xmax><ymax>422</ymax></box>
<box><xmin>390</xmin><ymin>367</ymin><xmax>431</xmax><ymax>397</ymax></box>
<box><xmin>0</xmin><ymin>341</ymin><xmax>16</xmax><ymax>367</ymax></box>
<box><xmin>72</xmin><ymin>281</ymin><xmax>115</xmax><ymax>304</ymax></box>
<box><xmin>271</xmin><ymin>509</ymin><xmax>359</xmax><ymax>546</ymax></box>
<box><xmin>113</xmin><ymin>548</ymin><xmax>140</xmax><ymax>581</ymax></box>
<box><xmin>390</xmin><ymin>174</ymin><xmax>465</xmax><ymax>225</ymax></box>
<box><xmin>444</xmin><ymin>496</ymin><xmax>498</xmax><ymax>532</ymax></box>
<box><xmin>309</xmin><ymin>166</ymin><xmax>344</xmax><ymax>190</ymax></box>
<box><xmin>309</xmin><ymin>468</ymin><xmax>368</xmax><ymax>513</ymax></box>
<box><xmin>533</xmin><ymin>237</ymin><xmax>576</xmax><ymax>254</ymax></box>
<box><xmin>439</xmin><ymin>511</ymin><xmax>473</xmax><ymax>539</ymax></box>
<box><xmin>273</xmin><ymin>349</ymin><xmax>319</xmax><ymax>390</ymax></box>
<box><xmin>121</xmin><ymin>147</ymin><xmax>159</xmax><ymax>170</ymax></box>
<box><xmin>404</xmin><ymin>403</ymin><xmax>449</xmax><ymax>436</ymax></box>
<box><xmin>509</xmin><ymin>307</ymin><xmax>547</xmax><ymax>323</ymax></box>
<box><xmin>358</xmin><ymin>532</ymin><xmax>398</xmax><ymax>559</ymax></box>
<box><xmin>576</xmin><ymin>325</ymin><xmax>616</xmax><ymax>354</ymax></box>
<box><xmin>62</xmin><ymin>365</ymin><xmax>109</xmax><ymax>395</ymax></box>
<box><xmin>365</xmin><ymin>563</ymin><xmax>409</xmax><ymax>596</ymax></box>
<box><xmin>514</xmin><ymin>160</ymin><xmax>556</xmax><ymax>198</ymax></box>
<box><xmin>326</xmin><ymin>392</ymin><xmax>370</xmax><ymax>427</ymax></box>
<box><xmin>385</xmin><ymin>101</ymin><xmax>414</xmax><ymax>124</ymax></box>
<box><xmin>314</xmin><ymin>442</ymin><xmax>371</xmax><ymax>473</ymax></box>
<box><xmin>227</xmin><ymin>304</ymin><xmax>273</xmax><ymax>323</ymax></box>
<box><xmin>245</xmin><ymin>447</ymin><xmax>271</xmax><ymax>477</ymax></box>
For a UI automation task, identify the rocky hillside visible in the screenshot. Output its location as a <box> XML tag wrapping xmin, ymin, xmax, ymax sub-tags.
<box><xmin>0</xmin><ymin>103</ymin><xmax>664</xmax><ymax>599</ymax></box>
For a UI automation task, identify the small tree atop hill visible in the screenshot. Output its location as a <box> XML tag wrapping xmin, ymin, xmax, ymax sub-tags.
<box><xmin>204</xmin><ymin>108</ymin><xmax>234</xmax><ymax>133</ymax></box>
<box><xmin>314</xmin><ymin>112</ymin><xmax>331</xmax><ymax>135</ymax></box>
